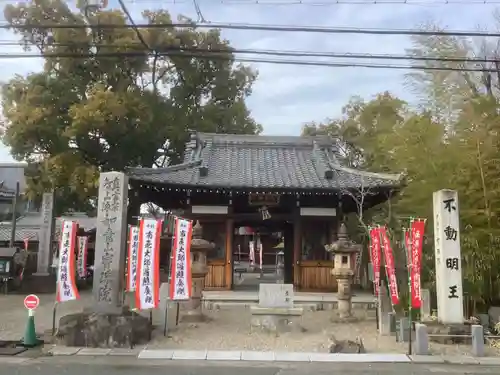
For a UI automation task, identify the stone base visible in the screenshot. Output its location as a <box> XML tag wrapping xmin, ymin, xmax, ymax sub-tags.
<box><xmin>426</xmin><ymin>321</ymin><xmax>472</xmax><ymax>345</ymax></box>
<box><xmin>250</xmin><ymin>306</ymin><xmax>304</xmax><ymax>334</ymax></box>
<box><xmin>55</xmin><ymin>307</ymin><xmax>151</xmax><ymax>348</ymax></box>
<box><xmin>330</xmin><ymin>313</ymin><xmax>360</xmax><ymax>323</ymax></box>
<box><xmin>180</xmin><ymin>311</ymin><xmax>212</xmax><ymax>323</ymax></box>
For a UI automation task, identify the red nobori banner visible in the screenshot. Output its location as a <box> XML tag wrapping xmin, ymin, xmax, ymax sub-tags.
<box><xmin>369</xmin><ymin>227</ymin><xmax>382</xmax><ymax>296</ymax></box>
<box><xmin>410</xmin><ymin>220</ymin><xmax>426</xmax><ymax>309</ymax></box>
<box><xmin>379</xmin><ymin>227</ymin><xmax>399</xmax><ymax>305</ymax></box>
<box><xmin>405</xmin><ymin>230</ymin><xmax>411</xmax><ymax>265</ymax></box>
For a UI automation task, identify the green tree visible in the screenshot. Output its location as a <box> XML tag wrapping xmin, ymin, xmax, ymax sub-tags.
<box><xmin>405</xmin><ymin>16</ymin><xmax>500</xmax><ymax>309</ymax></box>
<box><xmin>1</xmin><ymin>0</ymin><xmax>261</xmax><ymax>214</ymax></box>
<box><xmin>301</xmin><ymin>93</ymin><xmax>449</xmax><ymax>298</ymax></box>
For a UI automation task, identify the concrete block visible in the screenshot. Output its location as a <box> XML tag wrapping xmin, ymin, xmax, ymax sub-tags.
<box><xmin>206</xmin><ymin>351</ymin><xmax>241</xmax><ymax>361</ymax></box>
<box><xmin>471</xmin><ymin>324</ymin><xmax>485</xmax><ymax>357</ymax></box>
<box><xmin>478</xmin><ymin>357</ymin><xmax>500</xmax><ymax>365</ymax></box>
<box><xmin>109</xmin><ymin>348</ymin><xmax>143</xmax><ymax>356</ymax></box>
<box><xmin>353</xmin><ymin>354</ymin><xmax>411</xmax><ymax>363</ymax></box>
<box><xmin>409</xmin><ymin>355</ymin><xmax>445</xmax><ymax>363</ymax></box>
<box><xmin>172</xmin><ymin>350</ymin><xmax>207</xmax><ymax>360</ymax></box>
<box><xmin>307</xmin><ymin>353</ymin><xmax>337</xmax><ymax>362</ymax></box>
<box><xmin>49</xmin><ymin>346</ymin><xmax>82</xmax><ymax>356</ymax></box>
<box><xmin>0</xmin><ymin>357</ymin><xmax>31</xmax><ymax>364</ymax></box>
<box><xmin>138</xmin><ymin>349</ymin><xmax>174</xmax><ymax>359</ymax></box>
<box><xmin>414</xmin><ymin>323</ymin><xmax>429</xmax><ymax>355</ymax></box>
<box><xmin>310</xmin><ymin>354</ymin><xmax>410</xmax><ymax>363</ymax></box>
<box><xmin>77</xmin><ymin>348</ymin><xmax>111</xmax><ymax>356</ymax></box>
<box><xmin>379</xmin><ymin>312</ymin><xmax>392</xmax><ymax>336</ymax></box>
<box><xmin>240</xmin><ymin>351</ymin><xmax>275</xmax><ymax>361</ymax></box>
<box><xmin>274</xmin><ymin>351</ymin><xmax>311</xmax><ymax>362</ymax></box>
<box><xmin>443</xmin><ymin>355</ymin><xmax>480</xmax><ymax>364</ymax></box>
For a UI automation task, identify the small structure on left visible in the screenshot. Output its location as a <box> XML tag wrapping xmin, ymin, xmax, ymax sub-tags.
<box><xmin>0</xmin><ymin>247</ymin><xmax>23</xmax><ymax>294</ymax></box>
<box><xmin>55</xmin><ymin>172</ymin><xmax>151</xmax><ymax>348</ymax></box>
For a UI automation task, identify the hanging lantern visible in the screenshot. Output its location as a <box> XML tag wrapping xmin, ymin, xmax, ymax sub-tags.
<box><xmin>259</xmin><ymin>205</ymin><xmax>271</xmax><ymax>220</ymax></box>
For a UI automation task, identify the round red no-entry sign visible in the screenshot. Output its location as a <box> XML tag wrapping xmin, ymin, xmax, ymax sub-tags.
<box><xmin>24</xmin><ymin>294</ymin><xmax>40</xmax><ymax>310</ymax></box>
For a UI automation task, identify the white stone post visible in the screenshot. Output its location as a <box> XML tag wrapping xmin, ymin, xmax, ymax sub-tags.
<box><xmin>92</xmin><ymin>172</ymin><xmax>128</xmax><ymax>313</ymax></box>
<box><xmin>433</xmin><ymin>189</ymin><xmax>464</xmax><ymax>324</ymax></box>
<box><xmin>34</xmin><ymin>192</ymin><xmax>54</xmax><ymax>275</ymax></box>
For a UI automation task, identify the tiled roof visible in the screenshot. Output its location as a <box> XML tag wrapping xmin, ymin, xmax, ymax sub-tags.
<box><xmin>127</xmin><ymin>133</ymin><xmax>404</xmax><ymax>191</ymax></box>
<box><xmin>54</xmin><ymin>215</ymin><xmax>96</xmax><ymax>239</ymax></box>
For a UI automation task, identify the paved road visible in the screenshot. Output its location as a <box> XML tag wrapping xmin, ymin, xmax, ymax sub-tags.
<box><xmin>1</xmin><ymin>357</ymin><xmax>499</xmax><ymax>375</ymax></box>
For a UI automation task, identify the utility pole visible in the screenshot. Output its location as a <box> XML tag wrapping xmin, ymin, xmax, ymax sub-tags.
<box><xmin>9</xmin><ymin>182</ymin><xmax>20</xmax><ymax>248</ymax></box>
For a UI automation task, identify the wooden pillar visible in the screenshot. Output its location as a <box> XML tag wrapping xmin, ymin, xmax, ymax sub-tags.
<box><xmin>224</xmin><ymin>218</ymin><xmax>234</xmax><ymax>290</ymax></box>
<box><xmin>293</xmin><ymin>214</ymin><xmax>301</xmax><ymax>289</ymax></box>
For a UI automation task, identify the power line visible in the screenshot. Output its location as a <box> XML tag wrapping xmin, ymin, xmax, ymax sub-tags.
<box><xmin>116</xmin><ymin>0</ymin><xmax>151</xmax><ymax>51</ymax></box>
<box><xmin>0</xmin><ymin>0</ymin><xmax>495</xmax><ymax>5</ymax></box>
<box><xmin>123</xmin><ymin>0</ymin><xmax>500</xmax><ymax>4</ymax></box>
<box><xmin>0</xmin><ymin>42</ymin><xmax>496</xmax><ymax>64</ymax></box>
<box><xmin>2</xmin><ymin>21</ymin><xmax>500</xmax><ymax>38</ymax></box>
<box><xmin>0</xmin><ymin>49</ymin><xmax>496</xmax><ymax>72</ymax></box>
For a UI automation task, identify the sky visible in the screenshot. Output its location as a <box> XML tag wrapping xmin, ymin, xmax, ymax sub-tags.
<box><xmin>0</xmin><ymin>0</ymin><xmax>498</xmax><ymax>162</ymax></box>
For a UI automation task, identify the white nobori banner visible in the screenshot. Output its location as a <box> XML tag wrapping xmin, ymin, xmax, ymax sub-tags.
<box><xmin>126</xmin><ymin>225</ymin><xmax>140</xmax><ymax>292</ymax></box>
<box><xmin>135</xmin><ymin>219</ymin><xmax>162</xmax><ymax>310</ymax></box>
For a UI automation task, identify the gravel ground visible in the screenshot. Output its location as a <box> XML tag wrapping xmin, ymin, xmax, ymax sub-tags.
<box><xmin>148</xmin><ymin>308</ymin><xmax>500</xmax><ymax>357</ymax></box>
<box><xmin>0</xmin><ymin>292</ymin><xmax>94</xmax><ymax>340</ymax></box>
<box><xmin>3</xmin><ymin>291</ymin><xmax>499</xmax><ymax>357</ymax></box>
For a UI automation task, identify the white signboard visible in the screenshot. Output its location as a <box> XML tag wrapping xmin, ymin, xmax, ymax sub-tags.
<box><xmin>433</xmin><ymin>189</ymin><xmax>463</xmax><ymax>324</ymax></box>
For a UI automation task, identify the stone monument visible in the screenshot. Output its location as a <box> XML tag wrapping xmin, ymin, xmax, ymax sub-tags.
<box><xmin>92</xmin><ymin>172</ymin><xmax>129</xmax><ymax>312</ymax></box>
<box><xmin>427</xmin><ymin>189</ymin><xmax>470</xmax><ymax>344</ymax></box>
<box><xmin>325</xmin><ymin>223</ymin><xmax>361</xmax><ymax>321</ymax></box>
<box><xmin>250</xmin><ymin>283</ymin><xmax>303</xmax><ymax>333</ymax></box>
<box><xmin>181</xmin><ymin>221</ymin><xmax>214</xmax><ymax>322</ymax></box>
<box><xmin>433</xmin><ymin>189</ymin><xmax>464</xmax><ymax>324</ymax></box>
<box><xmin>34</xmin><ymin>192</ymin><xmax>54</xmax><ymax>276</ymax></box>
<box><xmin>55</xmin><ymin>172</ymin><xmax>150</xmax><ymax>348</ymax></box>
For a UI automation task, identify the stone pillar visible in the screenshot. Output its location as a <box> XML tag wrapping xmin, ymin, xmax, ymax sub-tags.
<box><xmin>420</xmin><ymin>288</ymin><xmax>431</xmax><ymax>320</ymax></box>
<box><xmin>336</xmin><ymin>271</ymin><xmax>353</xmax><ymax>319</ymax></box>
<box><xmin>326</xmin><ymin>223</ymin><xmax>360</xmax><ymax>321</ymax></box>
<box><xmin>92</xmin><ymin>172</ymin><xmax>128</xmax><ymax>313</ymax></box>
<box><xmin>433</xmin><ymin>189</ymin><xmax>464</xmax><ymax>324</ymax></box>
<box><xmin>34</xmin><ymin>192</ymin><xmax>54</xmax><ymax>275</ymax></box>
<box><xmin>378</xmin><ymin>280</ymin><xmax>392</xmax><ymax>336</ymax></box>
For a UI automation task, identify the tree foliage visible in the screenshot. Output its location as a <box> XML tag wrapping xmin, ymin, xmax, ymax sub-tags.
<box><xmin>302</xmin><ymin>14</ymin><xmax>500</xmax><ymax>310</ymax></box>
<box><xmin>1</xmin><ymin>0</ymin><xmax>261</xmax><ymax>214</ymax></box>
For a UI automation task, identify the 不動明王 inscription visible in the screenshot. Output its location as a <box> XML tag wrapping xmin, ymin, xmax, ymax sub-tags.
<box><xmin>433</xmin><ymin>189</ymin><xmax>463</xmax><ymax>324</ymax></box>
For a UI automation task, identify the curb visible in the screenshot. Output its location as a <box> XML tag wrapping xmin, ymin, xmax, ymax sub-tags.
<box><xmin>42</xmin><ymin>348</ymin><xmax>500</xmax><ymax>365</ymax></box>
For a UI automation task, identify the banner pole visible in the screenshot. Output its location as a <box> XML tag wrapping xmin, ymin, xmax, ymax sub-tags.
<box><xmin>164</xmin><ymin>215</ymin><xmax>176</xmax><ymax>337</ymax></box>
<box><xmin>379</xmin><ymin>225</ymin><xmax>393</xmax><ymax>311</ymax></box>
<box><xmin>406</xmin><ymin>220</ymin><xmax>414</xmax><ymax>355</ymax></box>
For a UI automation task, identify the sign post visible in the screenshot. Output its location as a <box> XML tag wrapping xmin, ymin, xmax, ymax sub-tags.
<box><xmin>22</xmin><ymin>294</ymin><xmax>40</xmax><ymax>347</ymax></box>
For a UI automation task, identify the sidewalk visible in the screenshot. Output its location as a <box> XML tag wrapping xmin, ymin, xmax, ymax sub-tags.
<box><xmin>43</xmin><ymin>347</ymin><xmax>500</xmax><ymax>365</ymax></box>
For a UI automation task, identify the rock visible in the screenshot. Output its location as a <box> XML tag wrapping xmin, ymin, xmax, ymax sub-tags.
<box><xmin>328</xmin><ymin>335</ymin><xmax>366</xmax><ymax>353</ymax></box>
<box><xmin>55</xmin><ymin>307</ymin><xmax>151</xmax><ymax>348</ymax></box>
<box><xmin>488</xmin><ymin>306</ymin><xmax>500</xmax><ymax>329</ymax></box>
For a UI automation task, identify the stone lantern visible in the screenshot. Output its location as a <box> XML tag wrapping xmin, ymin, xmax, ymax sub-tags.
<box><xmin>181</xmin><ymin>221</ymin><xmax>214</xmax><ymax>322</ymax></box>
<box><xmin>325</xmin><ymin>223</ymin><xmax>361</xmax><ymax>320</ymax></box>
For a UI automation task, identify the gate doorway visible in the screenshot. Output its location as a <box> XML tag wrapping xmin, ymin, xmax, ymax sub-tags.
<box><xmin>231</xmin><ymin>220</ymin><xmax>294</xmax><ymax>291</ymax></box>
